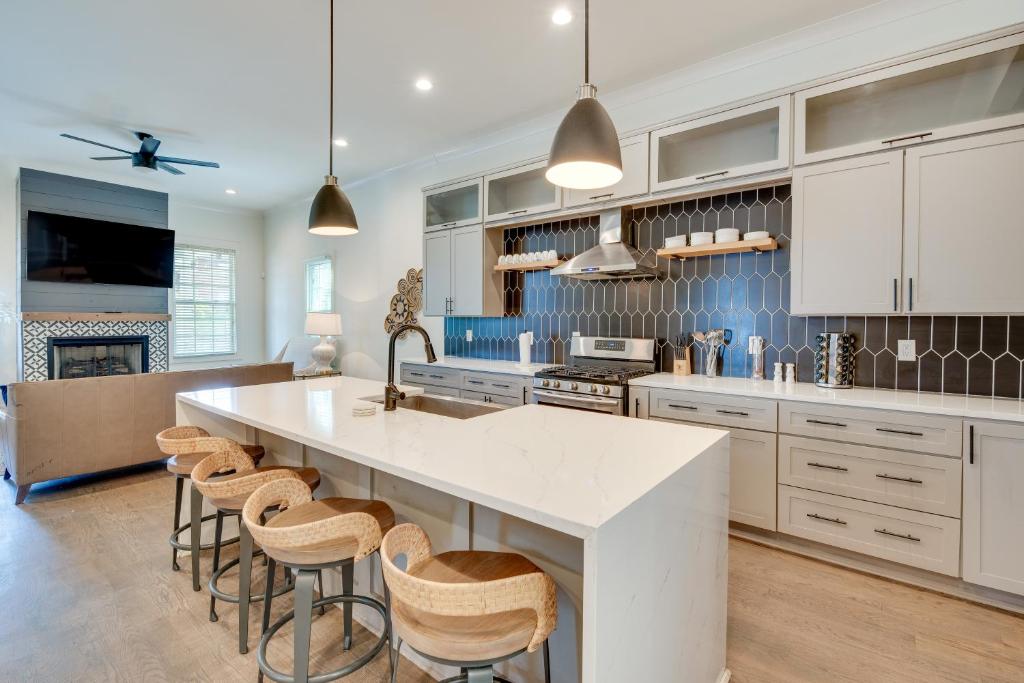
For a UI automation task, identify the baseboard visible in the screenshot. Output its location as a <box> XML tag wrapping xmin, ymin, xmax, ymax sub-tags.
<box><xmin>730</xmin><ymin>525</ymin><xmax>1024</xmax><ymax>616</ymax></box>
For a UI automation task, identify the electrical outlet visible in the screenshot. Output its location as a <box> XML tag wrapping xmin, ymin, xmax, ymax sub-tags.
<box><xmin>897</xmin><ymin>339</ymin><xmax>916</xmax><ymax>362</ymax></box>
<box><xmin>465</xmin><ymin>329</ymin><xmax>473</xmax><ymax>342</ymax></box>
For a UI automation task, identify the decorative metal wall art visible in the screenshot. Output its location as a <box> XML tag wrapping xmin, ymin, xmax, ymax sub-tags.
<box><xmin>384</xmin><ymin>268</ymin><xmax>423</xmax><ymax>339</ymax></box>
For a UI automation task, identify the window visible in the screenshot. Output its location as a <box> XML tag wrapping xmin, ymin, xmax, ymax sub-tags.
<box><xmin>172</xmin><ymin>244</ymin><xmax>237</xmax><ymax>357</ymax></box>
<box><xmin>305</xmin><ymin>257</ymin><xmax>334</xmax><ymax>313</ymax></box>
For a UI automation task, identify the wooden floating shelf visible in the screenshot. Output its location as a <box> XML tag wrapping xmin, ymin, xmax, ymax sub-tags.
<box><xmin>656</xmin><ymin>237</ymin><xmax>777</xmax><ymax>260</ymax></box>
<box><xmin>493</xmin><ymin>259</ymin><xmax>563</xmax><ymax>272</ymax></box>
<box><xmin>20</xmin><ymin>311</ymin><xmax>172</xmax><ymax>322</ymax></box>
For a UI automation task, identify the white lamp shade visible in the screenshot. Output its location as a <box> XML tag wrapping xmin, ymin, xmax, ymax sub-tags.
<box><xmin>305</xmin><ymin>312</ymin><xmax>342</xmax><ymax>336</ymax></box>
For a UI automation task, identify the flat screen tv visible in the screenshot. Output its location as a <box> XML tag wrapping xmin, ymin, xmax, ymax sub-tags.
<box><xmin>26</xmin><ymin>211</ymin><xmax>175</xmax><ymax>288</ymax></box>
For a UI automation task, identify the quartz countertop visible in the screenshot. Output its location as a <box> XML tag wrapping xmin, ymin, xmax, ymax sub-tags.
<box><xmin>401</xmin><ymin>356</ymin><xmax>553</xmax><ymax>376</ymax></box>
<box><xmin>630</xmin><ymin>373</ymin><xmax>1024</xmax><ymax>424</ymax></box>
<box><xmin>177</xmin><ymin>376</ymin><xmax>726</xmax><ymax>538</ymax></box>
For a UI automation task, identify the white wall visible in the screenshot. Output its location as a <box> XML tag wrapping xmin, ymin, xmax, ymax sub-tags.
<box><xmin>264</xmin><ymin>0</ymin><xmax>1024</xmax><ymax>381</ymax></box>
<box><xmin>0</xmin><ymin>161</ymin><xmax>267</xmax><ymax>383</ymax></box>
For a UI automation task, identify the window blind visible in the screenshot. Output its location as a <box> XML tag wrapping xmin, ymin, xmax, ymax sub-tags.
<box><xmin>305</xmin><ymin>257</ymin><xmax>334</xmax><ymax>313</ymax></box>
<box><xmin>172</xmin><ymin>244</ymin><xmax>237</xmax><ymax>357</ymax></box>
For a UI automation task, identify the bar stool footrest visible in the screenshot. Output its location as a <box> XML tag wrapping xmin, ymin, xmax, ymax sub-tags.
<box><xmin>169</xmin><ymin>514</ymin><xmax>240</xmax><ymax>552</ymax></box>
<box><xmin>257</xmin><ymin>593</ymin><xmax>388</xmax><ymax>683</ymax></box>
<box><xmin>209</xmin><ymin>552</ymin><xmax>294</xmax><ymax>604</ymax></box>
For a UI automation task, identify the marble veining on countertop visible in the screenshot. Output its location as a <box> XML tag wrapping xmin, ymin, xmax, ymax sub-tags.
<box><xmin>630</xmin><ymin>373</ymin><xmax>1024</xmax><ymax>423</ymax></box>
<box><xmin>401</xmin><ymin>356</ymin><xmax>553</xmax><ymax>376</ymax></box>
<box><xmin>176</xmin><ymin>376</ymin><xmax>726</xmax><ymax>538</ymax></box>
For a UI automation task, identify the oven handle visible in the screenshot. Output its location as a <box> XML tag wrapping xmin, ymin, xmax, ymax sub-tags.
<box><xmin>532</xmin><ymin>388</ymin><xmax>621</xmax><ymax>410</ymax></box>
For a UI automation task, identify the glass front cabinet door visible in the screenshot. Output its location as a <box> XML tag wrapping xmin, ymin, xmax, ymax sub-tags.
<box><xmin>649</xmin><ymin>95</ymin><xmax>791</xmax><ymax>193</ymax></box>
<box><xmin>795</xmin><ymin>33</ymin><xmax>1024</xmax><ymax>164</ymax></box>
<box><xmin>484</xmin><ymin>160</ymin><xmax>562</xmax><ymax>223</ymax></box>
<box><xmin>424</xmin><ymin>177</ymin><xmax>483</xmax><ymax>232</ymax></box>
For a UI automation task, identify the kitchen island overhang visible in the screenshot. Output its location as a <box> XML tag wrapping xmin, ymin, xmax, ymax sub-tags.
<box><xmin>175</xmin><ymin>375</ymin><xmax>730</xmax><ymax>683</ymax></box>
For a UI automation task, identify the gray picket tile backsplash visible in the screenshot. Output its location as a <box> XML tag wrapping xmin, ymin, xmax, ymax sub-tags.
<box><xmin>444</xmin><ymin>184</ymin><xmax>1024</xmax><ymax>399</ymax></box>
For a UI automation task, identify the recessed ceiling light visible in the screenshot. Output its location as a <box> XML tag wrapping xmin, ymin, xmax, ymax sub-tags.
<box><xmin>552</xmin><ymin>7</ymin><xmax>573</xmax><ymax>25</ymax></box>
<box><xmin>225</xmin><ymin>188</ymin><xmax>237</xmax><ymax>195</ymax></box>
<box><xmin>415</xmin><ymin>78</ymin><xmax>434</xmax><ymax>92</ymax></box>
<box><xmin>333</xmin><ymin>138</ymin><xmax>349</xmax><ymax>147</ymax></box>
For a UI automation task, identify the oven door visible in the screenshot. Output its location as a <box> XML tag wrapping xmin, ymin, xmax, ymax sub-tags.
<box><xmin>531</xmin><ymin>388</ymin><xmax>623</xmax><ymax>415</ymax></box>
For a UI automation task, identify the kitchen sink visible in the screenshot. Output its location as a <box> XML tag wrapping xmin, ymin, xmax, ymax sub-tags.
<box><xmin>368</xmin><ymin>394</ymin><xmax>503</xmax><ymax>419</ymax></box>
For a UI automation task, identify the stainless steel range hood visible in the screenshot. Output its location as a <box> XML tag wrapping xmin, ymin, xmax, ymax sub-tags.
<box><xmin>551</xmin><ymin>207</ymin><xmax>659</xmax><ymax>280</ymax></box>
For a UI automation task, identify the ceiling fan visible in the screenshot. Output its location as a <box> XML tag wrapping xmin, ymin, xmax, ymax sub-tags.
<box><xmin>59</xmin><ymin>131</ymin><xmax>220</xmax><ymax>175</ymax></box>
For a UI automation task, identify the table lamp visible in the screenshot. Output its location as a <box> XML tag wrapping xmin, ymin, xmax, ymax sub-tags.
<box><xmin>305</xmin><ymin>312</ymin><xmax>342</xmax><ymax>374</ymax></box>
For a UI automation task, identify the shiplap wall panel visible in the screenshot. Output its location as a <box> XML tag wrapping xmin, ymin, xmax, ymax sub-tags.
<box><xmin>19</xmin><ymin>168</ymin><xmax>170</xmax><ymax>313</ymax></box>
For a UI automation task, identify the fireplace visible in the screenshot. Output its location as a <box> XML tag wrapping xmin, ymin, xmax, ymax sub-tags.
<box><xmin>47</xmin><ymin>336</ymin><xmax>149</xmax><ymax>380</ymax></box>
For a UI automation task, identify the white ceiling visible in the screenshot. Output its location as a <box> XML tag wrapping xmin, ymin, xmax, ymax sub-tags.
<box><xmin>0</xmin><ymin>0</ymin><xmax>880</xmax><ymax>210</ymax></box>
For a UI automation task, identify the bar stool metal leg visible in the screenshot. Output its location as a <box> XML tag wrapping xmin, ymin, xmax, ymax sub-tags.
<box><xmin>262</xmin><ymin>557</ymin><xmax>276</xmax><ymax>635</ymax></box>
<box><xmin>190</xmin><ymin>484</ymin><xmax>203</xmax><ymax>591</ymax></box>
<box><xmin>172</xmin><ymin>476</ymin><xmax>184</xmax><ymax>571</ymax></box>
<box><xmin>209</xmin><ymin>510</ymin><xmax>225</xmax><ymax>622</ymax></box>
<box><xmin>238</xmin><ymin>520</ymin><xmax>254</xmax><ymax>654</ymax></box>
<box><xmin>292</xmin><ymin>570</ymin><xmax>316</xmax><ymax>683</ymax></box>
<box><xmin>341</xmin><ymin>560</ymin><xmax>354</xmax><ymax>651</ymax></box>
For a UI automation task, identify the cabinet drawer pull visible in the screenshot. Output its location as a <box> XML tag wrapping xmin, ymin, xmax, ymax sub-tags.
<box><xmin>874</xmin><ymin>528</ymin><xmax>921</xmax><ymax>542</ymax></box>
<box><xmin>442</xmin><ymin>221</ymin><xmax>457</xmax><ymax>227</ymax></box>
<box><xmin>807</xmin><ymin>513</ymin><xmax>847</xmax><ymax>526</ymax></box>
<box><xmin>716</xmin><ymin>409</ymin><xmax>750</xmax><ymax>417</ymax></box>
<box><xmin>467</xmin><ymin>379</ymin><xmax>484</xmax><ymax>385</ymax></box>
<box><xmin>969</xmin><ymin>424</ymin><xmax>975</xmax><ymax>465</ymax></box>
<box><xmin>807</xmin><ymin>462</ymin><xmax>848</xmax><ymax>472</ymax></box>
<box><xmin>876</xmin><ymin>427</ymin><xmax>924</xmax><ymax>437</ymax></box>
<box><xmin>429</xmin><ymin>374</ymin><xmax>446</xmax><ymax>380</ymax></box>
<box><xmin>409</xmin><ymin>371</ymin><xmax>424</xmax><ymax>377</ymax></box>
<box><xmin>807</xmin><ymin>419</ymin><xmax>847</xmax><ymax>428</ymax></box>
<box><xmin>875</xmin><ymin>473</ymin><xmax>924</xmax><ymax>484</ymax></box>
<box><xmin>695</xmin><ymin>170</ymin><xmax>728</xmax><ymax>181</ymax></box>
<box><xmin>508</xmin><ymin>209</ymin><xmax>529</xmax><ymax>215</ymax></box>
<box><xmin>588</xmin><ymin>193</ymin><xmax>614</xmax><ymax>200</ymax></box>
<box><xmin>881</xmin><ymin>131</ymin><xmax>932</xmax><ymax>145</ymax></box>
<box><xmin>667</xmin><ymin>403</ymin><xmax>698</xmax><ymax>410</ymax></box>
<box><xmin>493</xmin><ymin>383</ymin><xmax>511</xmax><ymax>389</ymax></box>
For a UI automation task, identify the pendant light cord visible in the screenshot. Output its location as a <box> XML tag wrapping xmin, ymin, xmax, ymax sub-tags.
<box><xmin>328</xmin><ymin>0</ymin><xmax>334</xmax><ymax>176</ymax></box>
<box><xmin>584</xmin><ymin>0</ymin><xmax>590</xmax><ymax>84</ymax></box>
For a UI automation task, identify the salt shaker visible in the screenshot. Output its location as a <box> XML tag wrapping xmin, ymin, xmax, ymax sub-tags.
<box><xmin>773</xmin><ymin>362</ymin><xmax>784</xmax><ymax>384</ymax></box>
<box><xmin>785</xmin><ymin>362</ymin><xmax>796</xmax><ymax>384</ymax></box>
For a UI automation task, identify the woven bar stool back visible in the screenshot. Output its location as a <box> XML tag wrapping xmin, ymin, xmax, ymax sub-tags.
<box><xmin>381</xmin><ymin>523</ymin><xmax>558</xmax><ymax>683</ymax></box>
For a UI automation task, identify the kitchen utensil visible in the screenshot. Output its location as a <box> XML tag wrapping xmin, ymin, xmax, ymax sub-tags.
<box><xmin>743</xmin><ymin>230</ymin><xmax>770</xmax><ymax>241</ymax></box>
<box><xmin>715</xmin><ymin>228</ymin><xmax>740</xmax><ymax>243</ymax></box>
<box><xmin>665</xmin><ymin>235</ymin><xmax>688</xmax><ymax>249</ymax></box>
<box><xmin>814</xmin><ymin>332</ymin><xmax>855</xmax><ymax>388</ymax></box>
<box><xmin>690</xmin><ymin>232</ymin><xmax>714</xmax><ymax>246</ymax></box>
<box><xmin>748</xmin><ymin>336</ymin><xmax>765</xmax><ymax>380</ymax></box>
<box><xmin>698</xmin><ymin>329</ymin><xmax>726</xmax><ymax>378</ymax></box>
<box><xmin>673</xmin><ymin>335</ymin><xmax>692</xmax><ymax>376</ymax></box>
<box><xmin>518</xmin><ymin>331</ymin><xmax>534</xmax><ymax>366</ymax></box>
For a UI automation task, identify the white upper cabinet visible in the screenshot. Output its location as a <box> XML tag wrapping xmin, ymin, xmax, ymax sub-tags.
<box><xmin>650</xmin><ymin>96</ymin><xmax>791</xmax><ymax>193</ymax></box>
<box><xmin>424</xmin><ymin>178</ymin><xmax>483</xmax><ymax>232</ymax></box>
<box><xmin>423</xmin><ymin>229</ymin><xmax>452</xmax><ymax>316</ymax></box>
<box><xmin>484</xmin><ymin>160</ymin><xmax>562</xmax><ymax>223</ymax></box>
<box><xmin>563</xmin><ymin>134</ymin><xmax>650</xmax><ymax>208</ymax></box>
<box><xmin>963</xmin><ymin>420</ymin><xmax>1024</xmax><ymax>597</ymax></box>
<box><xmin>903</xmin><ymin>128</ymin><xmax>1024</xmax><ymax>314</ymax></box>
<box><xmin>796</xmin><ymin>34</ymin><xmax>1024</xmax><ymax>165</ymax></box>
<box><xmin>790</xmin><ymin>151</ymin><xmax>904</xmax><ymax>315</ymax></box>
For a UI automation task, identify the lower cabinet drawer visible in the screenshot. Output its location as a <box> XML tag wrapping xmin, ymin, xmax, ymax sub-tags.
<box><xmin>462</xmin><ymin>372</ymin><xmax>526</xmax><ymax>399</ymax></box>
<box><xmin>460</xmin><ymin>389</ymin><xmax>518</xmax><ymax>407</ymax></box>
<box><xmin>401</xmin><ymin>364</ymin><xmax>461</xmax><ymax>389</ymax></box>
<box><xmin>650</xmin><ymin>389</ymin><xmax>777</xmax><ymax>431</ymax></box>
<box><xmin>778</xmin><ymin>435</ymin><xmax>962</xmax><ymax>518</ymax></box>
<box><xmin>778</xmin><ymin>485</ymin><xmax>961</xmax><ymax>576</ymax></box>
<box><xmin>403</xmin><ymin>381</ymin><xmax>460</xmax><ymax>398</ymax></box>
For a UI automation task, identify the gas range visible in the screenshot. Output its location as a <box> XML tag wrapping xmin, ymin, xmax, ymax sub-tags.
<box><xmin>532</xmin><ymin>337</ymin><xmax>657</xmax><ymax>415</ymax></box>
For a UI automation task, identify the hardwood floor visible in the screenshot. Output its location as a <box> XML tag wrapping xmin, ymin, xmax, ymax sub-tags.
<box><xmin>2</xmin><ymin>466</ymin><xmax>1022</xmax><ymax>682</ymax></box>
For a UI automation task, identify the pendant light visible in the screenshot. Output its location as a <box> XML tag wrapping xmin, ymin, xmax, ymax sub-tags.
<box><xmin>545</xmin><ymin>0</ymin><xmax>622</xmax><ymax>190</ymax></box>
<box><xmin>308</xmin><ymin>0</ymin><xmax>358</xmax><ymax>235</ymax></box>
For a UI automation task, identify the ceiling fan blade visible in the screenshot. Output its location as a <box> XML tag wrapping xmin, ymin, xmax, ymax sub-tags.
<box><xmin>154</xmin><ymin>156</ymin><xmax>220</xmax><ymax>168</ymax></box>
<box><xmin>90</xmin><ymin>155</ymin><xmax>132</xmax><ymax>161</ymax></box>
<box><xmin>60</xmin><ymin>133</ymin><xmax>133</xmax><ymax>154</ymax></box>
<box><xmin>156</xmin><ymin>162</ymin><xmax>185</xmax><ymax>176</ymax></box>
<box><xmin>136</xmin><ymin>133</ymin><xmax>161</xmax><ymax>155</ymax></box>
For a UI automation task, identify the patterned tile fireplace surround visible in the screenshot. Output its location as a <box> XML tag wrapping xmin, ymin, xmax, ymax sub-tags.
<box><xmin>444</xmin><ymin>184</ymin><xmax>1024</xmax><ymax>400</ymax></box>
<box><xmin>21</xmin><ymin>317</ymin><xmax>169</xmax><ymax>382</ymax></box>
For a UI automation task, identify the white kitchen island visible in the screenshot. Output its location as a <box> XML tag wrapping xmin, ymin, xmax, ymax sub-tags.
<box><xmin>176</xmin><ymin>375</ymin><xmax>730</xmax><ymax>683</ymax></box>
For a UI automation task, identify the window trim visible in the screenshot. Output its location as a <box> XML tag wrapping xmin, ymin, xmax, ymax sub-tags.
<box><xmin>171</xmin><ymin>243</ymin><xmax>238</xmax><ymax>360</ymax></box>
<box><xmin>305</xmin><ymin>255</ymin><xmax>335</xmax><ymax>314</ymax></box>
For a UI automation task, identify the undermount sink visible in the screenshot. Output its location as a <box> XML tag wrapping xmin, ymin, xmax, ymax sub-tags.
<box><xmin>368</xmin><ymin>394</ymin><xmax>503</xmax><ymax>419</ymax></box>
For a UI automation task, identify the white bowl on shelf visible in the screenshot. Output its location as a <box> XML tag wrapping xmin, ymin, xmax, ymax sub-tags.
<box><xmin>690</xmin><ymin>232</ymin><xmax>714</xmax><ymax>246</ymax></box>
<box><xmin>498</xmin><ymin>255</ymin><xmax>508</xmax><ymax>265</ymax></box>
<box><xmin>744</xmin><ymin>230</ymin><xmax>770</xmax><ymax>241</ymax></box>
<box><xmin>715</xmin><ymin>228</ymin><xmax>740</xmax><ymax>243</ymax></box>
<box><xmin>664</xmin><ymin>235</ymin><xmax>688</xmax><ymax>249</ymax></box>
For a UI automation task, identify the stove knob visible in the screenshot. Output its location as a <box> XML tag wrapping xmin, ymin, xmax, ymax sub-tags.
<box><xmin>589</xmin><ymin>385</ymin><xmax>598</xmax><ymax>393</ymax></box>
<box><xmin>553</xmin><ymin>380</ymin><xmax>561</xmax><ymax>389</ymax></box>
<box><xmin>601</xmin><ymin>386</ymin><xmax>611</xmax><ymax>395</ymax></box>
<box><xmin>541</xmin><ymin>379</ymin><xmax>550</xmax><ymax>387</ymax></box>
<box><xmin>570</xmin><ymin>382</ymin><xmax>578</xmax><ymax>391</ymax></box>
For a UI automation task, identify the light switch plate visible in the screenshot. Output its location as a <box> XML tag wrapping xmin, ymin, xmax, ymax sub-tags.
<box><xmin>897</xmin><ymin>339</ymin><xmax>916</xmax><ymax>362</ymax></box>
<box><xmin>465</xmin><ymin>329</ymin><xmax>473</xmax><ymax>342</ymax></box>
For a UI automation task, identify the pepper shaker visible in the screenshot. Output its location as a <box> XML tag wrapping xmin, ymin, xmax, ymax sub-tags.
<box><xmin>773</xmin><ymin>362</ymin><xmax>784</xmax><ymax>384</ymax></box>
<box><xmin>785</xmin><ymin>362</ymin><xmax>796</xmax><ymax>384</ymax></box>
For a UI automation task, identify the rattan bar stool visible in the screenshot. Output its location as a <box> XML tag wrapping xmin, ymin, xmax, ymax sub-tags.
<box><xmin>381</xmin><ymin>524</ymin><xmax>557</xmax><ymax>683</ymax></box>
<box><xmin>191</xmin><ymin>448</ymin><xmax>324</xmax><ymax>655</ymax></box>
<box><xmin>156</xmin><ymin>426</ymin><xmax>267</xmax><ymax>590</ymax></box>
<box><xmin>243</xmin><ymin>478</ymin><xmax>396</xmax><ymax>683</ymax></box>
